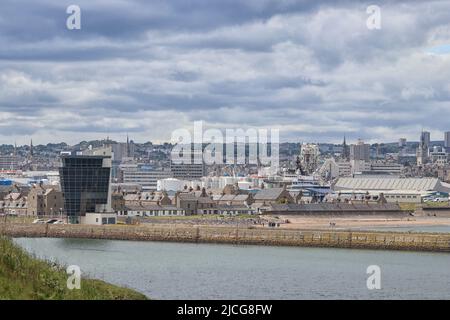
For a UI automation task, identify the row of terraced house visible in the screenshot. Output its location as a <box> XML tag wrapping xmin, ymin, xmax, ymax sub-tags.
<box><xmin>112</xmin><ymin>183</ymin><xmax>301</xmax><ymax>217</ymax></box>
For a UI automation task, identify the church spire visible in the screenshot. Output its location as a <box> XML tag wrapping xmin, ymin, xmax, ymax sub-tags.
<box><xmin>30</xmin><ymin>139</ymin><xmax>34</xmax><ymax>157</ymax></box>
<box><xmin>126</xmin><ymin>133</ymin><xmax>130</xmax><ymax>157</ymax></box>
<box><xmin>342</xmin><ymin>135</ymin><xmax>349</xmax><ymax>161</ymax></box>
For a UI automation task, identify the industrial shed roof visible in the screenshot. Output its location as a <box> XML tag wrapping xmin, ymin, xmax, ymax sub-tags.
<box><xmin>333</xmin><ymin>178</ymin><xmax>449</xmax><ymax>192</ymax></box>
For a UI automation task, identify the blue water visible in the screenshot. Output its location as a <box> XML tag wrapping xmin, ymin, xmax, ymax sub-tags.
<box><xmin>14</xmin><ymin>238</ymin><xmax>450</xmax><ymax>300</ymax></box>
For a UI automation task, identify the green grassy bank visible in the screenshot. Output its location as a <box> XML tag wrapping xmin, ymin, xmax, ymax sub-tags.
<box><xmin>0</xmin><ymin>236</ymin><xmax>147</xmax><ymax>300</ymax></box>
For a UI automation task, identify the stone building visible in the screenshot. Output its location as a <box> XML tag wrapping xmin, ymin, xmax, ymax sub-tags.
<box><xmin>0</xmin><ymin>192</ymin><xmax>27</xmax><ymax>215</ymax></box>
<box><xmin>26</xmin><ymin>184</ymin><xmax>64</xmax><ymax>216</ymax></box>
<box><xmin>216</xmin><ymin>193</ymin><xmax>254</xmax><ymax>206</ymax></box>
<box><xmin>252</xmin><ymin>187</ymin><xmax>294</xmax><ymax>207</ymax></box>
<box><xmin>174</xmin><ymin>188</ymin><xmax>217</xmax><ymax>215</ymax></box>
<box><xmin>123</xmin><ymin>190</ymin><xmax>172</xmax><ymax>207</ymax></box>
<box><xmin>118</xmin><ymin>204</ymin><xmax>185</xmax><ymax>217</ymax></box>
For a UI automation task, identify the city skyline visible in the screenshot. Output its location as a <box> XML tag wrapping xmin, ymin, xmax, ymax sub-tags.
<box><xmin>2</xmin><ymin>131</ymin><xmax>450</xmax><ymax>147</ymax></box>
<box><xmin>1</xmin><ymin>1</ymin><xmax>450</xmax><ymax>145</ymax></box>
<box><xmin>2</xmin><ymin>0</ymin><xmax>450</xmax><ymax>304</ymax></box>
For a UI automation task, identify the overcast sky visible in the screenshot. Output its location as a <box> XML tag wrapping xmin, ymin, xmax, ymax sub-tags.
<box><xmin>1</xmin><ymin>0</ymin><xmax>450</xmax><ymax>145</ymax></box>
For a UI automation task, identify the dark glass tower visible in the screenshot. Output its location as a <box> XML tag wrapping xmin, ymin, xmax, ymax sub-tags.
<box><xmin>59</xmin><ymin>155</ymin><xmax>111</xmax><ymax>224</ymax></box>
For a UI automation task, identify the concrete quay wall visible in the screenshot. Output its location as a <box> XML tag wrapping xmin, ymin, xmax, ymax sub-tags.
<box><xmin>2</xmin><ymin>223</ymin><xmax>450</xmax><ymax>253</ymax></box>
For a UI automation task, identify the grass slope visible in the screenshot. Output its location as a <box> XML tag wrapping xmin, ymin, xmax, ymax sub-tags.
<box><xmin>0</xmin><ymin>237</ymin><xmax>147</xmax><ymax>300</ymax></box>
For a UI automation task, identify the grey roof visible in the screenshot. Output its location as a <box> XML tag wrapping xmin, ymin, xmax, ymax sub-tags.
<box><xmin>233</xmin><ymin>194</ymin><xmax>250</xmax><ymax>201</ymax></box>
<box><xmin>218</xmin><ymin>194</ymin><xmax>236</xmax><ymax>201</ymax></box>
<box><xmin>125</xmin><ymin>204</ymin><xmax>182</xmax><ymax>211</ymax></box>
<box><xmin>334</xmin><ymin>177</ymin><xmax>447</xmax><ymax>192</ymax></box>
<box><xmin>254</xmin><ymin>188</ymin><xmax>285</xmax><ymax>200</ymax></box>
<box><xmin>124</xmin><ymin>194</ymin><xmax>140</xmax><ymax>201</ymax></box>
<box><xmin>217</xmin><ymin>205</ymin><xmax>254</xmax><ymax>211</ymax></box>
<box><xmin>197</xmin><ymin>196</ymin><xmax>215</xmax><ymax>204</ymax></box>
<box><xmin>177</xmin><ymin>193</ymin><xmax>197</xmax><ymax>200</ymax></box>
<box><xmin>268</xmin><ymin>203</ymin><xmax>402</xmax><ymax>213</ymax></box>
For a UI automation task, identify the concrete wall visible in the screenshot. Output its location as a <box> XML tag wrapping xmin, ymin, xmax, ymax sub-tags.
<box><xmin>415</xmin><ymin>206</ymin><xmax>450</xmax><ymax>217</ymax></box>
<box><xmin>2</xmin><ymin>223</ymin><xmax>450</xmax><ymax>253</ymax></box>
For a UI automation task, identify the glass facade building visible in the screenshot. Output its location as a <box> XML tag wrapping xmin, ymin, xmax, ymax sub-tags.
<box><xmin>59</xmin><ymin>155</ymin><xmax>111</xmax><ymax>224</ymax></box>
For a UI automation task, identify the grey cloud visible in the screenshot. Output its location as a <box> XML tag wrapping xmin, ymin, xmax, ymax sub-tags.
<box><xmin>0</xmin><ymin>0</ymin><xmax>450</xmax><ymax>144</ymax></box>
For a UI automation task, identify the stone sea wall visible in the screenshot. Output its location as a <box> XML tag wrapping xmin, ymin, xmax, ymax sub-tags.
<box><xmin>2</xmin><ymin>223</ymin><xmax>450</xmax><ymax>253</ymax></box>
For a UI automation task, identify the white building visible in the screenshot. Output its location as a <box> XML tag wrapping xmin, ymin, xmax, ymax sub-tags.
<box><xmin>334</xmin><ymin>177</ymin><xmax>450</xmax><ymax>194</ymax></box>
<box><xmin>350</xmin><ymin>140</ymin><xmax>370</xmax><ymax>162</ymax></box>
<box><xmin>121</xmin><ymin>164</ymin><xmax>173</xmax><ymax>190</ymax></box>
<box><xmin>368</xmin><ymin>162</ymin><xmax>403</xmax><ymax>175</ymax></box>
<box><xmin>0</xmin><ymin>156</ymin><xmax>19</xmax><ymax>171</ymax></box>
<box><xmin>335</xmin><ymin>189</ymin><xmax>426</xmax><ymax>204</ymax></box>
<box><xmin>318</xmin><ymin>159</ymin><xmax>352</xmax><ymax>179</ymax></box>
<box><xmin>119</xmin><ymin>205</ymin><xmax>185</xmax><ymax>217</ymax></box>
<box><xmin>430</xmin><ymin>146</ymin><xmax>448</xmax><ymax>165</ymax></box>
<box><xmin>81</xmin><ymin>213</ymin><xmax>117</xmax><ymax>225</ymax></box>
<box><xmin>157</xmin><ymin>178</ymin><xmax>186</xmax><ymax>192</ymax></box>
<box><xmin>351</xmin><ymin>160</ymin><xmax>371</xmax><ymax>174</ymax></box>
<box><xmin>299</xmin><ymin>143</ymin><xmax>320</xmax><ymax>175</ymax></box>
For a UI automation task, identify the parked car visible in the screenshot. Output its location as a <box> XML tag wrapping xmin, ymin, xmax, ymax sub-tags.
<box><xmin>45</xmin><ymin>219</ymin><xmax>59</xmax><ymax>224</ymax></box>
<box><xmin>32</xmin><ymin>219</ymin><xmax>45</xmax><ymax>224</ymax></box>
<box><xmin>53</xmin><ymin>220</ymin><xmax>66</xmax><ymax>225</ymax></box>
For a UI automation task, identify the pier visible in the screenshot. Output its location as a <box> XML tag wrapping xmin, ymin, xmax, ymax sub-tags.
<box><xmin>2</xmin><ymin>222</ymin><xmax>450</xmax><ymax>253</ymax></box>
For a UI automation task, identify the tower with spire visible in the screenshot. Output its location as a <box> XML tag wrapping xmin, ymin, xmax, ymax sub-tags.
<box><xmin>30</xmin><ymin>139</ymin><xmax>34</xmax><ymax>158</ymax></box>
<box><xmin>126</xmin><ymin>134</ymin><xmax>130</xmax><ymax>158</ymax></box>
<box><xmin>341</xmin><ymin>135</ymin><xmax>350</xmax><ymax>161</ymax></box>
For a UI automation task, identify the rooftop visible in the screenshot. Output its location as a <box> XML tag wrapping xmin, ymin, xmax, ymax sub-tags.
<box><xmin>334</xmin><ymin>177</ymin><xmax>449</xmax><ymax>192</ymax></box>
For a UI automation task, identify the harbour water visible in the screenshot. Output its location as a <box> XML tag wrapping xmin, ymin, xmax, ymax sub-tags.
<box><xmin>14</xmin><ymin>238</ymin><xmax>450</xmax><ymax>299</ymax></box>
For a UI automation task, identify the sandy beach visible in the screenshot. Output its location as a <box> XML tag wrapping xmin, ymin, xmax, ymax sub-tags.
<box><xmin>132</xmin><ymin>214</ymin><xmax>450</xmax><ymax>233</ymax></box>
<box><xmin>276</xmin><ymin>215</ymin><xmax>450</xmax><ymax>231</ymax></box>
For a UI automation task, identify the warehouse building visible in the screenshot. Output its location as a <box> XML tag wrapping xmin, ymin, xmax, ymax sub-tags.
<box><xmin>333</xmin><ymin>177</ymin><xmax>450</xmax><ymax>203</ymax></box>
